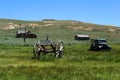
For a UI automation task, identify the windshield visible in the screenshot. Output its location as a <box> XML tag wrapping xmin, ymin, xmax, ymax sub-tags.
<box><xmin>94</xmin><ymin>39</ymin><xmax>107</xmax><ymax>44</ymax></box>
<box><xmin>98</xmin><ymin>40</ymin><xmax>106</xmax><ymax>43</ymax></box>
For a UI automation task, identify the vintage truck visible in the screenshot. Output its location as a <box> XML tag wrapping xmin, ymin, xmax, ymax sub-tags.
<box><xmin>89</xmin><ymin>39</ymin><xmax>111</xmax><ymax>51</ymax></box>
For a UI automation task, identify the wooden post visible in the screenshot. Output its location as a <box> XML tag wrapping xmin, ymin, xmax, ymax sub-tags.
<box><xmin>46</xmin><ymin>35</ymin><xmax>49</xmax><ymax>41</ymax></box>
<box><xmin>24</xmin><ymin>25</ymin><xmax>26</xmax><ymax>44</ymax></box>
<box><xmin>19</xmin><ymin>24</ymin><xmax>21</xmax><ymax>30</ymax></box>
<box><xmin>35</xmin><ymin>26</ymin><xmax>37</xmax><ymax>32</ymax></box>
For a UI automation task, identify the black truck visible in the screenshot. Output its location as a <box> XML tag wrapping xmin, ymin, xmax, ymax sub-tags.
<box><xmin>90</xmin><ymin>39</ymin><xmax>111</xmax><ymax>51</ymax></box>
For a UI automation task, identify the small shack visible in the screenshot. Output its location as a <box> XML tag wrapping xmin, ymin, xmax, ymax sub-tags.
<box><xmin>16</xmin><ymin>30</ymin><xmax>37</xmax><ymax>38</ymax></box>
<box><xmin>74</xmin><ymin>34</ymin><xmax>90</xmax><ymax>40</ymax></box>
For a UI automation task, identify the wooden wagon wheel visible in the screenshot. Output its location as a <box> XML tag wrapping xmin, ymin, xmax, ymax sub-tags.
<box><xmin>33</xmin><ymin>48</ymin><xmax>39</xmax><ymax>59</ymax></box>
<box><xmin>33</xmin><ymin>42</ymin><xmax>41</xmax><ymax>59</ymax></box>
<box><xmin>55</xmin><ymin>41</ymin><xmax>64</xmax><ymax>58</ymax></box>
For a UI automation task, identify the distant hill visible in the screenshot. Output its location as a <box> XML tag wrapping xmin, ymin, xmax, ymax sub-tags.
<box><xmin>0</xmin><ymin>18</ymin><xmax>119</xmax><ymax>33</ymax></box>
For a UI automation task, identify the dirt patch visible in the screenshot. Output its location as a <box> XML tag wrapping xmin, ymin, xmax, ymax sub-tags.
<box><xmin>70</xmin><ymin>26</ymin><xmax>93</xmax><ymax>31</ymax></box>
<box><xmin>72</xmin><ymin>26</ymin><xmax>83</xmax><ymax>30</ymax></box>
<box><xmin>109</xmin><ymin>29</ymin><xmax>116</xmax><ymax>32</ymax></box>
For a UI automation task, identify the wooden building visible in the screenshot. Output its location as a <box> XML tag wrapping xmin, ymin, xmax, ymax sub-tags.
<box><xmin>74</xmin><ymin>34</ymin><xmax>90</xmax><ymax>40</ymax></box>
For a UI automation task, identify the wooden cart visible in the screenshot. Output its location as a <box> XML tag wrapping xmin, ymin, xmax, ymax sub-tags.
<box><xmin>33</xmin><ymin>40</ymin><xmax>64</xmax><ymax>59</ymax></box>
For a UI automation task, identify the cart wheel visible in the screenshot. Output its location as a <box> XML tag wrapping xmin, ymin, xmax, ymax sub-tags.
<box><xmin>33</xmin><ymin>48</ymin><xmax>40</xmax><ymax>59</ymax></box>
<box><xmin>33</xmin><ymin>43</ymin><xmax>41</xmax><ymax>59</ymax></box>
<box><xmin>55</xmin><ymin>41</ymin><xmax>64</xmax><ymax>58</ymax></box>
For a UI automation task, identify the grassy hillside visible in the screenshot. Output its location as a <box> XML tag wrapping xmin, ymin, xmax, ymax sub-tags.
<box><xmin>0</xmin><ymin>18</ymin><xmax>120</xmax><ymax>45</ymax></box>
<box><xmin>0</xmin><ymin>19</ymin><xmax>120</xmax><ymax>80</ymax></box>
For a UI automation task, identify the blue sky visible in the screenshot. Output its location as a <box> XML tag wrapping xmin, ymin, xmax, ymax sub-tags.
<box><xmin>0</xmin><ymin>0</ymin><xmax>120</xmax><ymax>26</ymax></box>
